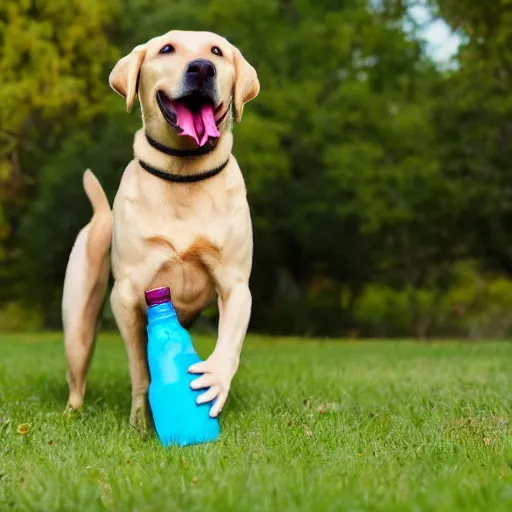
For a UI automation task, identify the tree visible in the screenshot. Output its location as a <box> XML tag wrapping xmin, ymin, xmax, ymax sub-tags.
<box><xmin>10</xmin><ymin>0</ymin><xmax>505</xmax><ymax>338</ymax></box>
<box><xmin>430</xmin><ymin>0</ymin><xmax>512</xmax><ymax>276</ymax></box>
<box><xmin>0</xmin><ymin>0</ymin><xmax>119</xmax><ymax>303</ymax></box>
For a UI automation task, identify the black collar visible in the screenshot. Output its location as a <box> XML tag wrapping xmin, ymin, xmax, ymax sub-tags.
<box><xmin>145</xmin><ymin>132</ymin><xmax>218</xmax><ymax>157</ymax></box>
<box><xmin>139</xmin><ymin>157</ymin><xmax>230</xmax><ymax>183</ymax></box>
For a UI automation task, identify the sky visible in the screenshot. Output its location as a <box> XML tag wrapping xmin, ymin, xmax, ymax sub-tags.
<box><xmin>407</xmin><ymin>2</ymin><xmax>461</xmax><ymax>63</ymax></box>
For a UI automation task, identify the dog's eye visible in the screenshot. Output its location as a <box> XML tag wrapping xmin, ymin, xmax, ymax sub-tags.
<box><xmin>211</xmin><ymin>46</ymin><xmax>223</xmax><ymax>57</ymax></box>
<box><xmin>159</xmin><ymin>44</ymin><xmax>175</xmax><ymax>54</ymax></box>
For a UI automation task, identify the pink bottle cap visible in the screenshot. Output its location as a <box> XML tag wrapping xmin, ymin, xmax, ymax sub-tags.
<box><xmin>145</xmin><ymin>287</ymin><xmax>171</xmax><ymax>306</ymax></box>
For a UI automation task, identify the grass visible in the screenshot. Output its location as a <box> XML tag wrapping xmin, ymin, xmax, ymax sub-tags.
<box><xmin>0</xmin><ymin>333</ymin><xmax>511</xmax><ymax>512</ymax></box>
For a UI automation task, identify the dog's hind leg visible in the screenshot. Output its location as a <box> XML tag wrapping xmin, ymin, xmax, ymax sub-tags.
<box><xmin>62</xmin><ymin>170</ymin><xmax>112</xmax><ymax>410</ymax></box>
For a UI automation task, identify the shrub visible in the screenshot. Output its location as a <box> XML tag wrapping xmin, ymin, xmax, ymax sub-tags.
<box><xmin>0</xmin><ymin>302</ymin><xmax>43</xmax><ymax>332</ymax></box>
<box><xmin>355</xmin><ymin>261</ymin><xmax>512</xmax><ymax>339</ymax></box>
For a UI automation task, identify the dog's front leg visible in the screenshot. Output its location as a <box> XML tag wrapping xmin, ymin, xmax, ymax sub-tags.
<box><xmin>189</xmin><ymin>277</ymin><xmax>251</xmax><ymax>418</ymax></box>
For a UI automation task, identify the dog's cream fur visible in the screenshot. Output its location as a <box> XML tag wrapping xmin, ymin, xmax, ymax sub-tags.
<box><xmin>62</xmin><ymin>31</ymin><xmax>259</xmax><ymax>431</ymax></box>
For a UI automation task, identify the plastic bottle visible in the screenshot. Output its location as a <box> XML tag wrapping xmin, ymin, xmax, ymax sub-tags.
<box><xmin>145</xmin><ymin>287</ymin><xmax>220</xmax><ymax>446</ymax></box>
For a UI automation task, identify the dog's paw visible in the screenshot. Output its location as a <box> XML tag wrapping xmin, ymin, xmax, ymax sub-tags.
<box><xmin>188</xmin><ymin>354</ymin><xmax>237</xmax><ymax>417</ymax></box>
<box><xmin>130</xmin><ymin>392</ymin><xmax>153</xmax><ymax>439</ymax></box>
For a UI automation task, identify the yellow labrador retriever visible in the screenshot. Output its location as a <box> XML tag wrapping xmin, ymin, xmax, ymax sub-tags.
<box><xmin>62</xmin><ymin>30</ymin><xmax>259</xmax><ymax>431</ymax></box>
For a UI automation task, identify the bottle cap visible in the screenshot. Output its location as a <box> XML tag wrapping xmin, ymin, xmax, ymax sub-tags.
<box><xmin>145</xmin><ymin>287</ymin><xmax>171</xmax><ymax>306</ymax></box>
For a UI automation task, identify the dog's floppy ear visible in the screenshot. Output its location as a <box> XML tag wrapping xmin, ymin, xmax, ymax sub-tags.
<box><xmin>109</xmin><ymin>44</ymin><xmax>147</xmax><ymax>113</ymax></box>
<box><xmin>232</xmin><ymin>46</ymin><xmax>259</xmax><ymax>123</ymax></box>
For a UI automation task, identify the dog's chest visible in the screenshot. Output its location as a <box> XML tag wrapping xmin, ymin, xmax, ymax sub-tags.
<box><xmin>111</xmin><ymin>182</ymin><xmax>242</xmax><ymax>311</ymax></box>
<box><xmin>144</xmin><ymin>189</ymin><xmax>232</xmax><ymax>253</ymax></box>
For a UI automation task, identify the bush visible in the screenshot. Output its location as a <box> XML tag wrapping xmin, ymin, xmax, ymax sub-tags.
<box><xmin>443</xmin><ymin>263</ymin><xmax>512</xmax><ymax>340</ymax></box>
<box><xmin>355</xmin><ymin>261</ymin><xmax>512</xmax><ymax>339</ymax></box>
<box><xmin>0</xmin><ymin>302</ymin><xmax>43</xmax><ymax>332</ymax></box>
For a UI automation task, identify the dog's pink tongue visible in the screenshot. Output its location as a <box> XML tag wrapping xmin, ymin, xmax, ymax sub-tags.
<box><xmin>172</xmin><ymin>103</ymin><xmax>220</xmax><ymax>146</ymax></box>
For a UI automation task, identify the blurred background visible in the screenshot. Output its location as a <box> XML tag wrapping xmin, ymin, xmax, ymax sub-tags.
<box><xmin>0</xmin><ymin>0</ymin><xmax>511</xmax><ymax>340</ymax></box>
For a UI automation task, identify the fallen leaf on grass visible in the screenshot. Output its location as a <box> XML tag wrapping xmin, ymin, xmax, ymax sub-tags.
<box><xmin>98</xmin><ymin>479</ymin><xmax>113</xmax><ymax>508</ymax></box>
<box><xmin>48</xmin><ymin>440</ymin><xmax>53</xmax><ymax>446</ymax></box>
<box><xmin>499</xmin><ymin>464</ymin><xmax>511</xmax><ymax>480</ymax></box>
<box><xmin>317</xmin><ymin>402</ymin><xmax>342</xmax><ymax>415</ymax></box>
<box><xmin>303</xmin><ymin>425</ymin><xmax>313</xmax><ymax>437</ymax></box>
<box><xmin>17</xmin><ymin>424</ymin><xmax>29</xmax><ymax>436</ymax></box>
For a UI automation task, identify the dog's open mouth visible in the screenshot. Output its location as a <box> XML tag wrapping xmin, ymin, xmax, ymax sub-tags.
<box><xmin>157</xmin><ymin>91</ymin><xmax>221</xmax><ymax>147</ymax></box>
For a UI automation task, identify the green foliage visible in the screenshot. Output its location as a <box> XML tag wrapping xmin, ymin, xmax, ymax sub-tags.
<box><xmin>0</xmin><ymin>302</ymin><xmax>43</xmax><ymax>331</ymax></box>
<box><xmin>430</xmin><ymin>0</ymin><xmax>512</xmax><ymax>274</ymax></box>
<box><xmin>443</xmin><ymin>261</ymin><xmax>512</xmax><ymax>339</ymax></box>
<box><xmin>1</xmin><ymin>0</ymin><xmax>512</xmax><ymax>336</ymax></box>
<box><xmin>356</xmin><ymin>284</ymin><xmax>412</xmax><ymax>336</ymax></box>
<box><xmin>0</xmin><ymin>0</ymin><xmax>119</xmax><ymax>133</ymax></box>
<box><xmin>0</xmin><ymin>0</ymin><xmax>120</xmax><ymax>302</ymax></box>
<box><xmin>356</xmin><ymin>261</ymin><xmax>512</xmax><ymax>339</ymax></box>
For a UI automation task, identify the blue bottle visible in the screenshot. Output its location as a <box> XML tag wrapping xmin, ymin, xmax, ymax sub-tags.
<box><xmin>145</xmin><ymin>287</ymin><xmax>220</xmax><ymax>446</ymax></box>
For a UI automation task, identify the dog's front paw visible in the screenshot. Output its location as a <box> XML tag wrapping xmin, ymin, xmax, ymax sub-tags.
<box><xmin>188</xmin><ymin>354</ymin><xmax>238</xmax><ymax>418</ymax></box>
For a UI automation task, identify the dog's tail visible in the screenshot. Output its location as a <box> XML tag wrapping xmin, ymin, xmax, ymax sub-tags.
<box><xmin>83</xmin><ymin>169</ymin><xmax>111</xmax><ymax>215</ymax></box>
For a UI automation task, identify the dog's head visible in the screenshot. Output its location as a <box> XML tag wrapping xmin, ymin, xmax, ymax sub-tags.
<box><xmin>109</xmin><ymin>31</ymin><xmax>259</xmax><ymax>147</ymax></box>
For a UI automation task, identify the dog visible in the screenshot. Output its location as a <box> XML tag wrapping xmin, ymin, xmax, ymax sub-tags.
<box><xmin>62</xmin><ymin>30</ymin><xmax>259</xmax><ymax>432</ymax></box>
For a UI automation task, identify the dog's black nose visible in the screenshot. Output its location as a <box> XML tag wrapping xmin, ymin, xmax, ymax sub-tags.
<box><xmin>186</xmin><ymin>59</ymin><xmax>216</xmax><ymax>82</ymax></box>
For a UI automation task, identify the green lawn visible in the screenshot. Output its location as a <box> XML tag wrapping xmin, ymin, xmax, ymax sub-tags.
<box><xmin>0</xmin><ymin>334</ymin><xmax>511</xmax><ymax>512</ymax></box>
